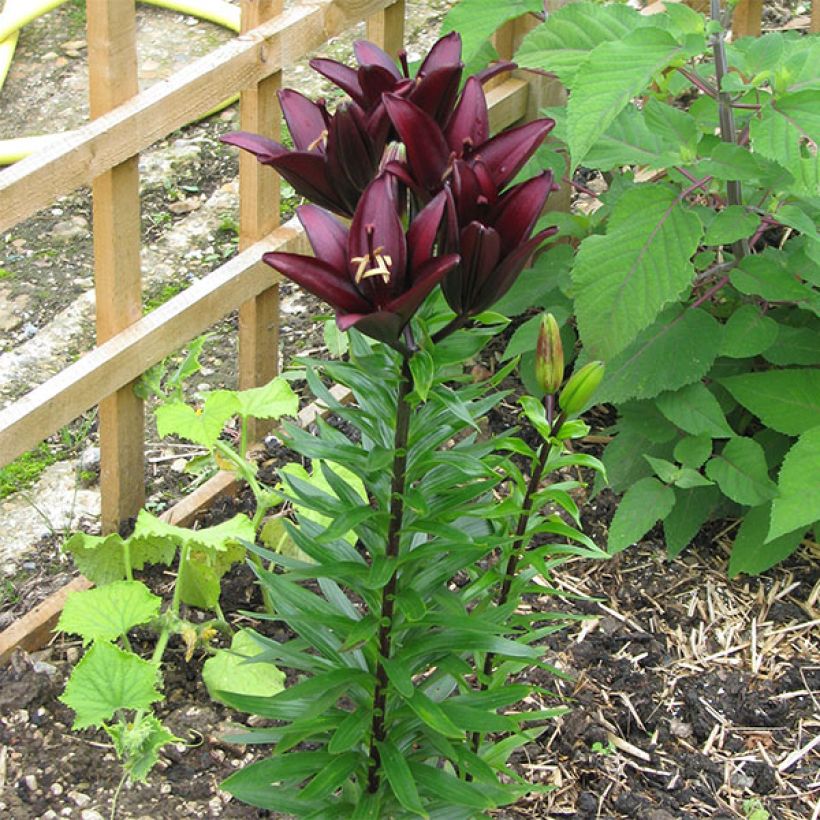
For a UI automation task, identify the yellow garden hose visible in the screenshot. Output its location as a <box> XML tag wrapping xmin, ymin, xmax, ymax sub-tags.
<box><xmin>0</xmin><ymin>0</ymin><xmax>241</xmax><ymax>165</ymax></box>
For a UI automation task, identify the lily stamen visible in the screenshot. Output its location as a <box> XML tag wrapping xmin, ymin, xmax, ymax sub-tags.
<box><xmin>352</xmin><ymin>246</ymin><xmax>393</xmax><ymax>284</ymax></box>
<box><xmin>307</xmin><ymin>129</ymin><xmax>329</xmax><ymax>152</ymax></box>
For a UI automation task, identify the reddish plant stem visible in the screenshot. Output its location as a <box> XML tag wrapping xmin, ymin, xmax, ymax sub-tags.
<box><xmin>366</xmin><ymin>355</ymin><xmax>413</xmax><ymax>794</ymax></box>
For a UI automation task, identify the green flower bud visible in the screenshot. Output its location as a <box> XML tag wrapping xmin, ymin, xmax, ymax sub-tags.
<box><xmin>535</xmin><ymin>313</ymin><xmax>564</xmax><ymax>395</ymax></box>
<box><xmin>558</xmin><ymin>361</ymin><xmax>604</xmax><ymax>416</ymax></box>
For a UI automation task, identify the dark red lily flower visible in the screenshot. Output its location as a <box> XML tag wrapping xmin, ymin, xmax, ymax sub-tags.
<box><xmin>221</xmin><ymin>90</ymin><xmax>384</xmax><ymax>217</ymax></box>
<box><xmin>311</xmin><ymin>32</ymin><xmax>512</xmax><ymax>134</ymax></box>
<box><xmin>262</xmin><ymin>174</ymin><xmax>459</xmax><ymax>345</ymax></box>
<box><xmin>441</xmin><ymin>170</ymin><xmax>558</xmax><ymax>317</ymax></box>
<box><xmin>383</xmin><ymin>80</ymin><xmax>555</xmax><ymax>202</ymax></box>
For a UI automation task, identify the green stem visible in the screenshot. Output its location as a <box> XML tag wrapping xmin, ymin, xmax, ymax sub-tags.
<box><xmin>122</xmin><ymin>538</ymin><xmax>133</xmax><ymax>583</ymax></box>
<box><xmin>366</xmin><ymin>356</ymin><xmax>413</xmax><ymax>795</ymax></box>
<box><xmin>470</xmin><ymin>403</ymin><xmax>565</xmax><ymax>754</ymax></box>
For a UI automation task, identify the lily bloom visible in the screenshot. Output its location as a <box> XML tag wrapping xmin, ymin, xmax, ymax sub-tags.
<box><xmin>263</xmin><ymin>174</ymin><xmax>459</xmax><ymax>346</ymax></box>
<box><xmin>441</xmin><ymin>170</ymin><xmax>558</xmax><ymax>318</ymax></box>
<box><xmin>221</xmin><ymin>90</ymin><xmax>384</xmax><ymax>217</ymax></box>
<box><xmin>383</xmin><ymin>79</ymin><xmax>555</xmax><ymax>201</ymax></box>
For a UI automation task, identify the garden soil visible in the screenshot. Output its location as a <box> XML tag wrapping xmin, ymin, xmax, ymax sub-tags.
<box><xmin>1</xmin><ymin>0</ymin><xmax>818</xmax><ymax>818</ymax></box>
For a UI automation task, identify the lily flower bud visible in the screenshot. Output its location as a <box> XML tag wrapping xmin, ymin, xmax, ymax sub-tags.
<box><xmin>535</xmin><ymin>313</ymin><xmax>564</xmax><ymax>395</ymax></box>
<box><xmin>558</xmin><ymin>361</ymin><xmax>605</xmax><ymax>416</ymax></box>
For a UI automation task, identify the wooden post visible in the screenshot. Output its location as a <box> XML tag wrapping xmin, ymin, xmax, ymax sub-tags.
<box><xmin>238</xmin><ymin>0</ymin><xmax>283</xmax><ymax>442</ymax></box>
<box><xmin>366</xmin><ymin>0</ymin><xmax>405</xmax><ymax>56</ymax></box>
<box><xmin>88</xmin><ymin>0</ymin><xmax>144</xmax><ymax>533</ymax></box>
<box><xmin>493</xmin><ymin>4</ymin><xmax>572</xmax><ymax>215</ymax></box>
<box><xmin>812</xmin><ymin>1</ymin><xmax>819</xmax><ymax>34</ymax></box>
<box><xmin>731</xmin><ymin>0</ymin><xmax>763</xmax><ymax>38</ymax></box>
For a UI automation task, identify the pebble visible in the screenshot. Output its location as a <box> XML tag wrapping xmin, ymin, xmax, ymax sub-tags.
<box><xmin>50</xmin><ymin>216</ymin><xmax>89</xmax><ymax>242</ymax></box>
<box><xmin>170</xmin><ymin>457</ymin><xmax>188</xmax><ymax>473</ymax></box>
<box><xmin>23</xmin><ymin>774</ymin><xmax>38</xmax><ymax>790</ymax></box>
<box><xmin>81</xmin><ymin>811</ymin><xmax>105</xmax><ymax>820</ymax></box>
<box><xmin>68</xmin><ymin>790</ymin><xmax>91</xmax><ymax>808</ymax></box>
<box><xmin>79</xmin><ymin>446</ymin><xmax>101</xmax><ymax>472</ymax></box>
<box><xmin>41</xmin><ymin>812</ymin><xmax>58</xmax><ymax>820</ymax></box>
<box><xmin>50</xmin><ymin>782</ymin><xmax>64</xmax><ymax>796</ymax></box>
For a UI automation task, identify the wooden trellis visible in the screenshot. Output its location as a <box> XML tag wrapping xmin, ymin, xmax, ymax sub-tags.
<box><xmin>0</xmin><ymin>0</ymin><xmax>530</xmax><ymax>532</ymax></box>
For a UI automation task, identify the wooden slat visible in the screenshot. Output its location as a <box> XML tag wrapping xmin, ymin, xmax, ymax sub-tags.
<box><xmin>0</xmin><ymin>0</ymin><xmax>394</xmax><ymax>233</ymax></box>
<box><xmin>88</xmin><ymin>0</ymin><xmax>145</xmax><ymax>533</ymax></box>
<box><xmin>732</xmin><ymin>0</ymin><xmax>763</xmax><ymax>38</ymax></box>
<box><xmin>0</xmin><ymin>577</ymin><xmax>93</xmax><ymax>666</ymax></box>
<box><xmin>0</xmin><ymin>219</ymin><xmax>309</xmax><ymax>467</ymax></box>
<box><xmin>366</xmin><ymin>0</ymin><xmax>405</xmax><ymax>56</ymax></box>
<box><xmin>812</xmin><ymin>1</ymin><xmax>819</xmax><ymax>34</ymax></box>
<box><xmin>238</xmin><ymin>0</ymin><xmax>283</xmax><ymax>443</ymax></box>
<box><xmin>486</xmin><ymin>78</ymin><xmax>529</xmax><ymax>134</ymax></box>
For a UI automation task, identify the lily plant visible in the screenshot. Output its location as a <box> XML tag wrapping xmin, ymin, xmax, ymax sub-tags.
<box><xmin>218</xmin><ymin>32</ymin><xmax>606</xmax><ymax>817</ymax></box>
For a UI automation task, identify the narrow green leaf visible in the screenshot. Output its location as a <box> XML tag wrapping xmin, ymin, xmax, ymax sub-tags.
<box><xmin>328</xmin><ymin>710</ymin><xmax>369</xmax><ymax>754</ymax></box>
<box><xmin>57</xmin><ymin>581</ymin><xmax>161</xmax><ymax>646</ymax></box>
<box><xmin>769</xmin><ymin>426</ymin><xmax>820</xmax><ymax>541</ymax></box>
<box><xmin>323</xmin><ymin>319</ymin><xmax>349</xmax><ymax>357</ymax></box>
<box><xmin>407</xmin><ymin>690</ymin><xmax>465</xmax><ymax>739</ymax></box>
<box><xmin>300</xmin><ymin>752</ymin><xmax>361</xmax><ymax>801</ymax></box>
<box><xmin>705</xmin><ymin>437</ymin><xmax>779</xmax><ymax>506</ymax></box>
<box><xmin>656</xmin><ymin>382</ymin><xmax>734</xmax><ymax>438</ymax></box>
<box><xmin>383</xmin><ymin>655</ymin><xmax>415</xmax><ymax>699</ymax></box>
<box><xmin>380</xmin><ymin>740</ymin><xmax>428</xmax><ymax>818</ymax></box>
<box><xmin>719</xmin><ymin>369</ymin><xmax>820</xmax><ymax>436</ymax></box>
<box><xmin>60</xmin><ymin>642</ymin><xmax>161</xmax><ymax>729</ymax></box>
<box><xmin>409</xmin><ymin>349</ymin><xmax>435</xmax><ymax>402</ymax></box>
<box><xmin>608</xmin><ymin>477</ymin><xmax>675</xmax><ymax>554</ymax></box>
<box><xmin>574</xmin><ymin>186</ymin><xmax>702</xmax><ymax>359</ymax></box>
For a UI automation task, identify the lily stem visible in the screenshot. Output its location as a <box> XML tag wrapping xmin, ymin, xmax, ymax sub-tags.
<box><xmin>470</xmin><ymin>399</ymin><xmax>565</xmax><ymax>754</ymax></box>
<box><xmin>367</xmin><ymin>354</ymin><xmax>414</xmax><ymax>794</ymax></box>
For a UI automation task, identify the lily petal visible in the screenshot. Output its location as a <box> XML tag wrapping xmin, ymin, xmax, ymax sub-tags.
<box><xmin>490</xmin><ymin>171</ymin><xmax>554</xmax><ymax>255</ymax></box>
<box><xmin>220</xmin><ymin>131</ymin><xmax>285</xmax><ymax>163</ymax></box>
<box><xmin>385</xmin><ymin>252</ymin><xmax>460</xmax><ymax>324</ymax></box>
<box><xmin>406</xmin><ymin>188</ymin><xmax>450</xmax><ymax>274</ymax></box>
<box><xmin>297</xmin><ymin>205</ymin><xmax>349</xmax><ymax>274</ymax></box>
<box><xmin>418</xmin><ymin>31</ymin><xmax>461</xmax><ymax>75</ymax></box>
<box><xmin>475</xmin><ymin>225</ymin><xmax>557</xmax><ymax>311</ymax></box>
<box><xmin>309</xmin><ymin>58</ymin><xmax>366</xmax><ymax>107</ymax></box>
<box><xmin>383</xmin><ymin>94</ymin><xmax>450</xmax><ymax>194</ymax></box>
<box><xmin>336</xmin><ymin>310</ymin><xmax>404</xmax><ymax>345</ymax></box>
<box><xmin>409</xmin><ymin>65</ymin><xmax>463</xmax><ymax>126</ymax></box>
<box><xmin>349</xmin><ymin>174</ymin><xmax>408</xmax><ymax>299</ymax></box>
<box><xmin>279</xmin><ymin>90</ymin><xmax>329</xmax><ymax>152</ymax></box>
<box><xmin>444</xmin><ymin>77</ymin><xmax>489</xmax><ymax>155</ymax></box>
<box><xmin>263</xmin><ymin>252</ymin><xmax>371</xmax><ymax>314</ymax></box>
<box><xmin>354</xmin><ymin>40</ymin><xmax>401</xmax><ymax>79</ymax></box>
<box><xmin>263</xmin><ymin>151</ymin><xmax>346</xmax><ymax>215</ymax></box>
<box><xmin>472</xmin><ymin>118</ymin><xmax>555</xmax><ymax>189</ymax></box>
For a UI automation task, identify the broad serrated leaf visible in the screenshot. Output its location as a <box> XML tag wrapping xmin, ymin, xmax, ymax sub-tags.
<box><xmin>643</xmin><ymin>98</ymin><xmax>698</xmax><ymax>157</ymax></box>
<box><xmin>380</xmin><ymin>740</ymin><xmax>428</xmax><ymax>818</ymax></box>
<box><xmin>644</xmin><ymin>455</ymin><xmax>678</xmax><ymax>484</ymax></box>
<box><xmin>719</xmin><ymin>304</ymin><xmax>779</xmax><ymax>358</ymax></box>
<box><xmin>203</xmin><ymin>629</ymin><xmax>286</xmax><ymax>705</ymax></box>
<box><xmin>728</xmin><ymin>503</ymin><xmax>805</xmax><ymax>577</ymax></box>
<box><xmin>705</xmin><ymin>437</ymin><xmax>778</xmax><ymax>506</ymax></box>
<box><xmin>441</xmin><ymin>0</ymin><xmax>542</xmax><ymax>70</ymax></box>
<box><xmin>573</xmin><ymin>187</ymin><xmax>702</xmax><ymax>358</ymax></box>
<box><xmin>704</xmin><ymin>206</ymin><xmax>760</xmax><ymax>246</ymax></box>
<box><xmin>664</xmin><ymin>485</ymin><xmax>720</xmax><ymax>558</ymax></box>
<box><xmin>515</xmin><ymin>2</ymin><xmax>642</xmax><ymax>86</ymax></box>
<box><xmin>133</xmin><ymin>509</ymin><xmax>255</xmax><ymax>556</ymax></box>
<box><xmin>599</xmin><ymin>429</ymin><xmax>674</xmax><ymax>494</ymax></box>
<box><xmin>178</xmin><ymin>556</ymin><xmax>221</xmax><ymax>610</ymax></box>
<box><xmin>719</xmin><ymin>369</ymin><xmax>820</xmax><ymax>435</ymax></box>
<box><xmin>674</xmin><ymin>434</ymin><xmax>713</xmax><ymax>468</ymax></box>
<box><xmin>608</xmin><ymin>477</ymin><xmax>675</xmax><ymax>554</ymax></box>
<box><xmin>731</xmin><ymin>252</ymin><xmax>817</xmax><ymax>306</ymax></box>
<box><xmin>656</xmin><ymin>382</ymin><xmax>734</xmax><ymax>438</ymax></box>
<box><xmin>229</xmin><ymin>377</ymin><xmax>299</xmax><ymax>421</ymax></box>
<box><xmin>106</xmin><ymin>714</ymin><xmax>178</xmax><ymax>782</ymax></box>
<box><xmin>58</xmin><ymin>581</ymin><xmax>161</xmax><ymax>646</ymax></box>
<box><xmin>155</xmin><ymin>393</ymin><xmax>233</xmax><ymax>448</ymax></box>
<box><xmin>596</xmin><ymin>307</ymin><xmax>721</xmax><ymax>404</ymax></box>
<box><xmin>60</xmin><ymin>641</ymin><xmax>161</xmax><ymax>729</ymax></box>
<box><xmin>768</xmin><ymin>426</ymin><xmax>820</xmax><ymax>542</ymax></box>
<box><xmin>62</xmin><ymin>532</ymin><xmax>131</xmax><ymax>585</ymax></box>
<box><xmin>764</xmin><ymin>323</ymin><xmax>820</xmax><ymax>366</ymax></box>
<box><xmin>568</xmin><ymin>28</ymin><xmax>686</xmax><ymax>169</ymax></box>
